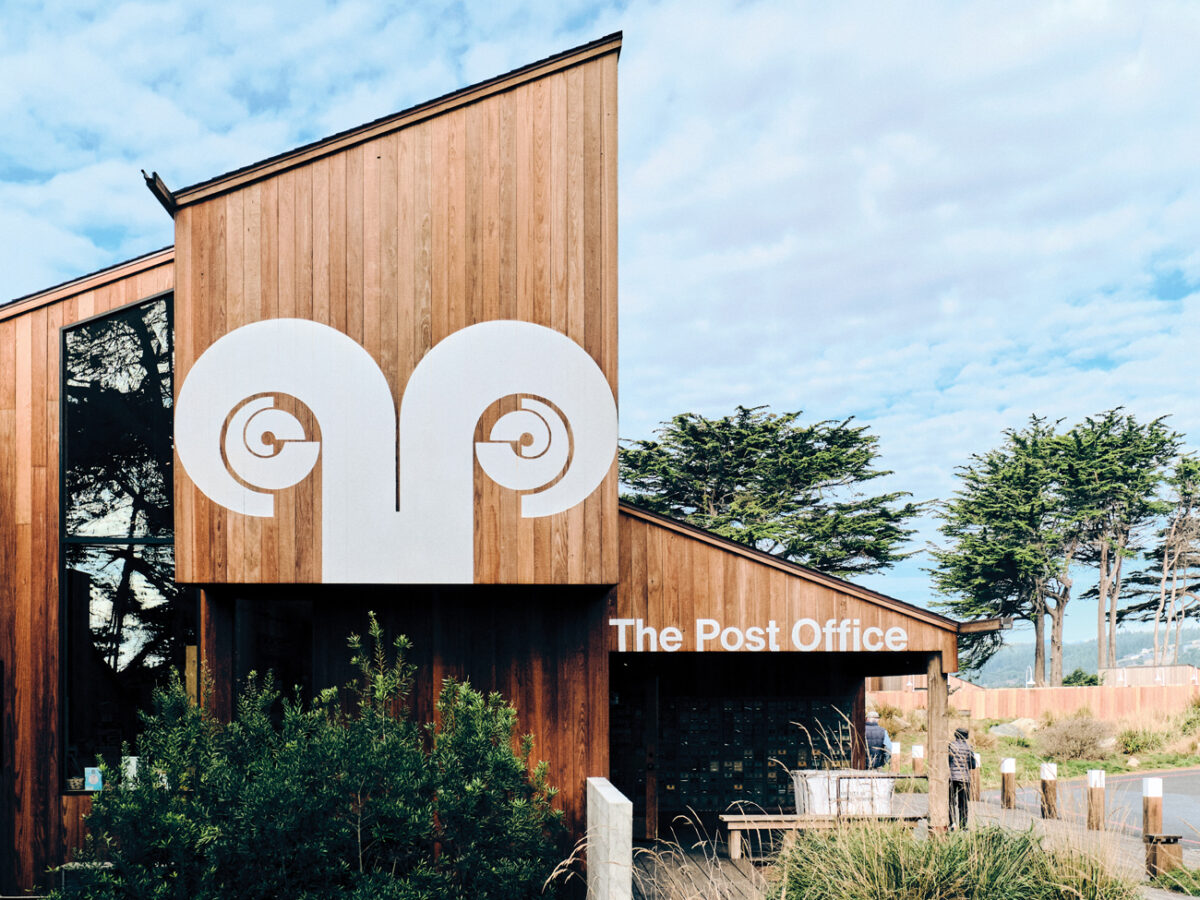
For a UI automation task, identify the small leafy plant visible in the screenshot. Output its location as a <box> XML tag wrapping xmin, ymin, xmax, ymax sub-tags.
<box><xmin>54</xmin><ymin>613</ymin><xmax>565</xmax><ymax>900</ymax></box>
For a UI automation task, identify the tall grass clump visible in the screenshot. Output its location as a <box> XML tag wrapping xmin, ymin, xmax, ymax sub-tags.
<box><xmin>1178</xmin><ymin>696</ymin><xmax>1200</xmax><ymax>736</ymax></box>
<box><xmin>768</xmin><ymin>823</ymin><xmax>1137</xmax><ymax>900</ymax></box>
<box><xmin>1118</xmin><ymin>726</ymin><xmax>1166</xmax><ymax>755</ymax></box>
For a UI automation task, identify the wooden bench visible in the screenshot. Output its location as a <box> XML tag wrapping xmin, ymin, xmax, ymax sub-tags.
<box><xmin>719</xmin><ymin>813</ymin><xmax>924</xmax><ymax>860</ymax></box>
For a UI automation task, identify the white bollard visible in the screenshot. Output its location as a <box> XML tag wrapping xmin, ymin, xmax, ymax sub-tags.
<box><xmin>1000</xmin><ymin>758</ymin><xmax>1017</xmax><ymax>809</ymax></box>
<box><xmin>891</xmin><ymin>741</ymin><xmax>901</xmax><ymax>773</ymax></box>
<box><xmin>912</xmin><ymin>744</ymin><xmax>925</xmax><ymax>776</ymax></box>
<box><xmin>1087</xmin><ymin>770</ymin><xmax>1105</xmax><ymax>831</ymax></box>
<box><xmin>970</xmin><ymin>752</ymin><xmax>982</xmax><ymax>800</ymax></box>
<box><xmin>1040</xmin><ymin>763</ymin><xmax>1057</xmax><ymax>819</ymax></box>
<box><xmin>1144</xmin><ymin>777</ymin><xmax>1163</xmax><ymax>836</ymax></box>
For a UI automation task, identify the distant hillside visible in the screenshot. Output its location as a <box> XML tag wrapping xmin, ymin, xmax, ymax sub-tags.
<box><xmin>964</xmin><ymin>629</ymin><xmax>1200</xmax><ymax>687</ymax></box>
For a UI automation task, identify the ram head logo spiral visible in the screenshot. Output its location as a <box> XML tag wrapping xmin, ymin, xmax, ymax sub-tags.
<box><xmin>175</xmin><ymin>319</ymin><xmax>617</xmax><ymax>583</ymax></box>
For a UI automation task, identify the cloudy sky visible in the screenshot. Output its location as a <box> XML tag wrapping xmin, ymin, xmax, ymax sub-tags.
<box><xmin>4</xmin><ymin>1</ymin><xmax>1200</xmax><ymax>645</ymax></box>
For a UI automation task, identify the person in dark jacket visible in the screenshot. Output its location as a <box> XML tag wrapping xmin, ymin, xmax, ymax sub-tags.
<box><xmin>865</xmin><ymin>710</ymin><xmax>891</xmax><ymax>769</ymax></box>
<box><xmin>948</xmin><ymin>726</ymin><xmax>975</xmax><ymax>829</ymax></box>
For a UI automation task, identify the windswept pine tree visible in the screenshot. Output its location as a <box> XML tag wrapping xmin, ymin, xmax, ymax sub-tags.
<box><xmin>619</xmin><ymin>405</ymin><xmax>923</xmax><ymax>578</ymax></box>
<box><xmin>1119</xmin><ymin>458</ymin><xmax>1200</xmax><ymax>664</ymax></box>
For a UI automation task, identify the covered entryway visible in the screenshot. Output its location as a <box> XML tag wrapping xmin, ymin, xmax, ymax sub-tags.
<box><xmin>611</xmin><ymin>504</ymin><xmax>984</xmax><ymax>838</ymax></box>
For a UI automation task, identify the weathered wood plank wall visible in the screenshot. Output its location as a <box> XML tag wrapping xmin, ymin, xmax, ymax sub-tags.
<box><xmin>616</xmin><ymin>506</ymin><xmax>960</xmax><ymax>668</ymax></box>
<box><xmin>172</xmin><ymin>42</ymin><xmax>620</xmax><ymax>587</ymax></box>
<box><xmin>0</xmin><ymin>252</ymin><xmax>174</xmax><ymax>892</ymax></box>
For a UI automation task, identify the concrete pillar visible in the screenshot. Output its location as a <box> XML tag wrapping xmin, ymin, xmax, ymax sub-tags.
<box><xmin>1087</xmin><ymin>770</ymin><xmax>1105</xmax><ymax>831</ymax></box>
<box><xmin>926</xmin><ymin>653</ymin><xmax>950</xmax><ymax>831</ymax></box>
<box><xmin>587</xmin><ymin>777</ymin><xmax>633</xmax><ymax>900</ymax></box>
<box><xmin>1040</xmin><ymin>763</ymin><xmax>1057</xmax><ymax>819</ymax></box>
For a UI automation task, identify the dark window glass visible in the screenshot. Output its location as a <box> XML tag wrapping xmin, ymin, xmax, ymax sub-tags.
<box><xmin>63</xmin><ymin>299</ymin><xmax>173</xmax><ymax>538</ymax></box>
<box><xmin>61</xmin><ymin>295</ymin><xmax>195</xmax><ymax>784</ymax></box>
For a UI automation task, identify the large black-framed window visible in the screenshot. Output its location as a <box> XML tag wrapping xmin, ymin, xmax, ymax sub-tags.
<box><xmin>61</xmin><ymin>293</ymin><xmax>196</xmax><ymax>784</ymax></box>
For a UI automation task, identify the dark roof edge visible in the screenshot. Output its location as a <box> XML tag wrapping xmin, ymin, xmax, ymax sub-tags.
<box><xmin>618</xmin><ymin>501</ymin><xmax>962</xmax><ymax>633</ymax></box>
<box><xmin>1</xmin><ymin>246</ymin><xmax>175</xmax><ymax>319</ymax></box>
<box><xmin>173</xmin><ymin>31</ymin><xmax>623</xmax><ymax>208</ymax></box>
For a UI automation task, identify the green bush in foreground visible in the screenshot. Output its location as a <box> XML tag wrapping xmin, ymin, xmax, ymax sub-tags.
<box><xmin>768</xmin><ymin>823</ymin><xmax>1137</xmax><ymax>900</ymax></box>
<box><xmin>54</xmin><ymin>614</ymin><xmax>565</xmax><ymax>900</ymax></box>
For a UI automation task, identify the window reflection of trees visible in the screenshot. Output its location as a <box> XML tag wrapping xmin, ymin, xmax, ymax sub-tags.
<box><xmin>62</xmin><ymin>296</ymin><xmax>194</xmax><ymax>779</ymax></box>
<box><xmin>65</xmin><ymin>545</ymin><xmax>181</xmax><ymax>673</ymax></box>
<box><xmin>64</xmin><ymin>300</ymin><xmax>172</xmax><ymax>538</ymax></box>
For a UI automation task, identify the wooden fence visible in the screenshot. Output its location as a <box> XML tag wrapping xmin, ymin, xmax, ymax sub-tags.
<box><xmin>869</xmin><ymin>683</ymin><xmax>1200</xmax><ymax>721</ymax></box>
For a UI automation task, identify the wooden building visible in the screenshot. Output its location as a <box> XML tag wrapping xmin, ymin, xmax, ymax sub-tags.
<box><xmin>0</xmin><ymin>34</ymin><xmax>984</xmax><ymax>891</ymax></box>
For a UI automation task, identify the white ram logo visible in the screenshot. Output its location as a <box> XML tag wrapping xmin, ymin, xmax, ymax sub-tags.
<box><xmin>175</xmin><ymin>319</ymin><xmax>617</xmax><ymax>583</ymax></box>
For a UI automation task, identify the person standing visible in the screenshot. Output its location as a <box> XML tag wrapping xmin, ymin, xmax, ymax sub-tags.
<box><xmin>948</xmin><ymin>726</ymin><xmax>975</xmax><ymax>829</ymax></box>
<box><xmin>865</xmin><ymin>710</ymin><xmax>891</xmax><ymax>769</ymax></box>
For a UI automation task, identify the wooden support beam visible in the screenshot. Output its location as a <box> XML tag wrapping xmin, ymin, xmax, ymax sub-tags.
<box><xmin>926</xmin><ymin>652</ymin><xmax>949</xmax><ymax>831</ymax></box>
<box><xmin>198</xmin><ymin>589</ymin><xmax>235</xmax><ymax>721</ymax></box>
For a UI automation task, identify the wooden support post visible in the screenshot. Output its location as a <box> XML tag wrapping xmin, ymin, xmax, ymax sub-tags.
<box><xmin>1040</xmin><ymin>763</ymin><xmax>1057</xmax><ymax>819</ymax></box>
<box><xmin>185</xmin><ymin>644</ymin><xmax>198</xmax><ymax>704</ymax></box>
<box><xmin>1087</xmin><ymin>770</ymin><xmax>1105</xmax><ymax>831</ymax></box>
<box><xmin>969</xmin><ymin>753</ymin><xmax>981</xmax><ymax>802</ymax></box>
<box><xmin>644</xmin><ymin>675</ymin><xmax>659</xmax><ymax>841</ymax></box>
<box><xmin>890</xmin><ymin>742</ymin><xmax>901</xmax><ymax>773</ymax></box>
<box><xmin>1000</xmin><ymin>758</ymin><xmax>1016</xmax><ymax>809</ymax></box>
<box><xmin>198</xmin><ymin>589</ymin><xmax>235</xmax><ymax>721</ymax></box>
<box><xmin>911</xmin><ymin>745</ymin><xmax>925</xmax><ymax>776</ymax></box>
<box><xmin>1143</xmin><ymin>778</ymin><xmax>1163</xmax><ymax>837</ymax></box>
<box><xmin>926</xmin><ymin>653</ymin><xmax>950</xmax><ymax>832</ymax></box>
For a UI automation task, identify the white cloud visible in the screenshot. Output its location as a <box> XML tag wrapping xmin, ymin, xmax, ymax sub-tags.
<box><xmin>5</xmin><ymin>0</ymin><xmax>1200</xmax><ymax>644</ymax></box>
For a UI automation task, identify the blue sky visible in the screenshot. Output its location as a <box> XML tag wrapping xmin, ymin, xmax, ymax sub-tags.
<box><xmin>4</xmin><ymin>1</ymin><xmax>1200</xmax><ymax>647</ymax></box>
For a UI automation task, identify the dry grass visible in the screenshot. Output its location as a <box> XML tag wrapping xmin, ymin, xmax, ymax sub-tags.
<box><xmin>768</xmin><ymin>820</ymin><xmax>1139</xmax><ymax>900</ymax></box>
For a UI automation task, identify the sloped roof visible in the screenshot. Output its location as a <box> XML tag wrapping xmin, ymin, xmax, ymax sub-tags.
<box><xmin>170</xmin><ymin>32</ymin><xmax>622</xmax><ymax>208</ymax></box>
<box><xmin>619</xmin><ymin>501</ymin><xmax>962</xmax><ymax>634</ymax></box>
<box><xmin>1</xmin><ymin>246</ymin><xmax>174</xmax><ymax>318</ymax></box>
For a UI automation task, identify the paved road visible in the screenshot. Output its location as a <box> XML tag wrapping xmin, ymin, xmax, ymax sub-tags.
<box><xmin>985</xmin><ymin>767</ymin><xmax>1200</xmax><ymax>846</ymax></box>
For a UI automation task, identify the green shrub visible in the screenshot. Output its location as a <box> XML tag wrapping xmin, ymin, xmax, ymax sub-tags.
<box><xmin>768</xmin><ymin>823</ymin><xmax>1138</xmax><ymax>900</ymax></box>
<box><xmin>1063</xmin><ymin>668</ymin><xmax>1101</xmax><ymax>686</ymax></box>
<box><xmin>54</xmin><ymin>613</ymin><xmax>565</xmax><ymax>900</ymax></box>
<box><xmin>1118</xmin><ymin>726</ymin><xmax>1166</xmax><ymax>755</ymax></box>
<box><xmin>1035</xmin><ymin>715</ymin><xmax>1111</xmax><ymax>760</ymax></box>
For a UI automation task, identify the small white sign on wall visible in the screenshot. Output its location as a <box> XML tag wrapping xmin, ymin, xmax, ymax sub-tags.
<box><xmin>608</xmin><ymin>617</ymin><xmax>909</xmax><ymax>652</ymax></box>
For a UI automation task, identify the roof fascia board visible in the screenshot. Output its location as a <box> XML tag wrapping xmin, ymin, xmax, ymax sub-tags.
<box><xmin>173</xmin><ymin>34</ymin><xmax>622</xmax><ymax>209</ymax></box>
<box><xmin>1</xmin><ymin>247</ymin><xmax>175</xmax><ymax>322</ymax></box>
<box><xmin>619</xmin><ymin>502</ymin><xmax>960</xmax><ymax>634</ymax></box>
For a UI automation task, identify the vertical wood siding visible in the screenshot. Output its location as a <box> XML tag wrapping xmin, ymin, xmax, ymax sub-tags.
<box><xmin>174</xmin><ymin>50</ymin><xmax>620</xmax><ymax>586</ymax></box>
<box><xmin>0</xmin><ymin>260</ymin><xmax>174</xmax><ymax>892</ymax></box>
<box><xmin>616</xmin><ymin>508</ymin><xmax>960</xmax><ymax>668</ymax></box>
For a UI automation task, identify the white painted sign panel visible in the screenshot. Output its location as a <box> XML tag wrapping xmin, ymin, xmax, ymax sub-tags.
<box><xmin>175</xmin><ymin>318</ymin><xmax>617</xmax><ymax>583</ymax></box>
